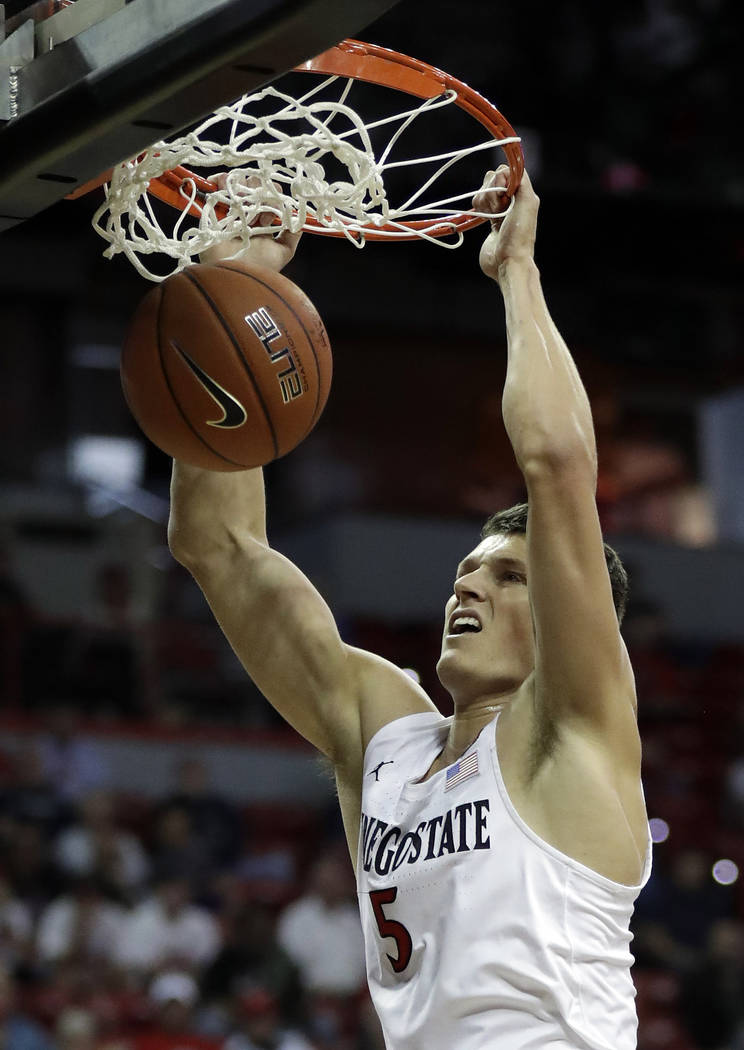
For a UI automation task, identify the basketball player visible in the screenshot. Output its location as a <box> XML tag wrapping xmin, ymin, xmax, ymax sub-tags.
<box><xmin>168</xmin><ymin>166</ymin><xmax>651</xmax><ymax>1049</ymax></box>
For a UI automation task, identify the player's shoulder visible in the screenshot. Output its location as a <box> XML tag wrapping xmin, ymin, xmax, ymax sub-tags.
<box><xmin>365</xmin><ymin>709</ymin><xmax>448</xmax><ymax>768</ymax></box>
<box><xmin>344</xmin><ymin>644</ymin><xmax>440</xmax><ymax>758</ymax></box>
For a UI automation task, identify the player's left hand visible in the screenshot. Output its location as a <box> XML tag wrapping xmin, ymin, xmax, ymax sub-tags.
<box><xmin>474</xmin><ymin>166</ymin><xmax>539</xmax><ymax>283</ymax></box>
<box><xmin>199</xmin><ymin>173</ymin><xmax>302</xmax><ymax>273</ymax></box>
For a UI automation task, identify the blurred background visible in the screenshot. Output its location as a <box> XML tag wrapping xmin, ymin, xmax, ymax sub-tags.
<box><xmin>1</xmin><ymin>1</ymin><xmax>743</xmax><ymax>1048</ymax></box>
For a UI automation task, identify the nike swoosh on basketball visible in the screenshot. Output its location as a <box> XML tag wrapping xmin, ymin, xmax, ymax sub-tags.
<box><xmin>171</xmin><ymin>340</ymin><xmax>247</xmax><ymax>429</ymax></box>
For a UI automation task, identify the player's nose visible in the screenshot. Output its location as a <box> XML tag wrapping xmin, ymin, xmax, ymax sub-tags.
<box><xmin>453</xmin><ymin>571</ymin><xmax>487</xmax><ymax>603</ymax></box>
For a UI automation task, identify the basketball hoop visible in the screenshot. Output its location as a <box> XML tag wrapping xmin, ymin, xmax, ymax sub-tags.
<box><xmin>86</xmin><ymin>40</ymin><xmax>523</xmax><ymax>280</ymax></box>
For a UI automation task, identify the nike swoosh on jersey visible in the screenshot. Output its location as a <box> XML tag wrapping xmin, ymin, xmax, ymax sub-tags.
<box><xmin>171</xmin><ymin>340</ymin><xmax>248</xmax><ymax>429</ymax></box>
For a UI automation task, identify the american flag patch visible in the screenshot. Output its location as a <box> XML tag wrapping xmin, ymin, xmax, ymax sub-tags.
<box><xmin>445</xmin><ymin>750</ymin><xmax>479</xmax><ymax>792</ymax></box>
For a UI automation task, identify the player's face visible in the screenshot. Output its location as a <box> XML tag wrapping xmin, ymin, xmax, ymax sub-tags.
<box><xmin>436</xmin><ymin>533</ymin><xmax>535</xmax><ymax>703</ymax></box>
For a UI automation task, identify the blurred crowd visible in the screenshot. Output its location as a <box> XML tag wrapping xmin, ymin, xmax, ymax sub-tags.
<box><xmin>0</xmin><ymin>742</ymin><xmax>381</xmax><ymax>1050</ymax></box>
<box><xmin>1</xmin><ymin>551</ymin><xmax>744</xmax><ymax>1050</ymax></box>
<box><xmin>2</xmin><ymin>489</ymin><xmax>744</xmax><ymax>1050</ymax></box>
<box><xmin>0</xmin><ymin>546</ymin><xmax>381</xmax><ymax>1048</ymax></box>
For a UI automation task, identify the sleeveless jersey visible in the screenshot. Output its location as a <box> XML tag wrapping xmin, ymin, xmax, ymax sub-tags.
<box><xmin>357</xmin><ymin>711</ymin><xmax>652</xmax><ymax>1050</ymax></box>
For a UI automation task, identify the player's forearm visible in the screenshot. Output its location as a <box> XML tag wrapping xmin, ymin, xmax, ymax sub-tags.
<box><xmin>168</xmin><ymin>460</ymin><xmax>268</xmax><ymax>567</ymax></box>
<box><xmin>499</xmin><ymin>259</ymin><xmax>597</xmax><ymax>477</ymax></box>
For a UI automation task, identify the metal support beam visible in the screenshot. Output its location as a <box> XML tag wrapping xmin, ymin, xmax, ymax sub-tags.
<box><xmin>35</xmin><ymin>0</ymin><xmax>126</xmax><ymax>55</ymax></box>
<box><xmin>0</xmin><ymin>0</ymin><xmax>399</xmax><ymax>230</ymax></box>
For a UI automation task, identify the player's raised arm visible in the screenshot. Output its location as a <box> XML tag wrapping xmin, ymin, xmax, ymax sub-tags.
<box><xmin>168</xmin><ymin>462</ymin><xmax>355</xmax><ymax>757</ymax></box>
<box><xmin>168</xmin><ymin>460</ymin><xmax>435</xmax><ymax>778</ymax></box>
<box><xmin>475</xmin><ymin>168</ymin><xmax>639</xmax><ymax>764</ymax></box>
<box><xmin>168</xmin><ymin>220</ymin><xmax>435</xmax><ymax>813</ymax></box>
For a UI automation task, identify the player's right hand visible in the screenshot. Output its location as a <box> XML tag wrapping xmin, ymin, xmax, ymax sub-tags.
<box><xmin>199</xmin><ymin>172</ymin><xmax>302</xmax><ymax>272</ymax></box>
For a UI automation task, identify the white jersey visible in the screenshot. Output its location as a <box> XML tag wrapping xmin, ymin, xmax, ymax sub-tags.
<box><xmin>357</xmin><ymin>711</ymin><xmax>652</xmax><ymax>1050</ymax></box>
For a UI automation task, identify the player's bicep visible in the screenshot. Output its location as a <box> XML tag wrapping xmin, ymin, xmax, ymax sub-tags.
<box><xmin>188</xmin><ymin>540</ymin><xmax>360</xmax><ymax>759</ymax></box>
<box><xmin>524</xmin><ymin>457</ymin><xmax>638</xmax><ymax>751</ymax></box>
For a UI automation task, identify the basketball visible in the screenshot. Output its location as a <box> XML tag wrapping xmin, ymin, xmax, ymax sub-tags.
<box><xmin>120</xmin><ymin>262</ymin><xmax>332</xmax><ymax>470</ymax></box>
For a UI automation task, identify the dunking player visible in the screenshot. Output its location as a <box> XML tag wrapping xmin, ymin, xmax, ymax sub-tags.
<box><xmin>168</xmin><ymin>167</ymin><xmax>651</xmax><ymax>1049</ymax></box>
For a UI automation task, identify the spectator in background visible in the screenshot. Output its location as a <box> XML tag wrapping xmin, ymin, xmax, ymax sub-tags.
<box><xmin>37</xmin><ymin>705</ymin><xmax>107</xmax><ymax>803</ymax></box>
<box><xmin>29</xmin><ymin>955</ymin><xmax>146</xmax><ymax>1039</ymax></box>
<box><xmin>54</xmin><ymin>790</ymin><xmax>149</xmax><ymax>899</ymax></box>
<box><xmin>277</xmin><ymin>854</ymin><xmax>366</xmax><ymax>999</ymax></box>
<box><xmin>36</xmin><ymin>876</ymin><xmax>125</xmax><ymax>968</ymax></box>
<box><xmin>129</xmin><ymin>972</ymin><xmax>220</xmax><ymax>1050</ymax></box>
<box><xmin>1</xmin><ymin>742</ymin><xmax>67</xmax><ymax>833</ymax></box>
<box><xmin>149</xmin><ymin>806</ymin><xmax>209</xmax><ymax>895</ymax></box>
<box><xmin>0</xmin><ymin>963</ymin><xmax>55</xmax><ymax>1050</ymax></box>
<box><xmin>63</xmin><ymin>562</ymin><xmax>155</xmax><ymax>719</ymax></box>
<box><xmin>680</xmin><ymin>918</ymin><xmax>744</xmax><ymax>1049</ymax></box>
<box><xmin>116</xmin><ymin>873</ymin><xmax>221</xmax><ymax>976</ymax></box>
<box><xmin>0</xmin><ymin>873</ymin><xmax>32</xmax><ymax>971</ymax></box>
<box><xmin>162</xmin><ymin>759</ymin><xmax>240</xmax><ymax>868</ymax></box>
<box><xmin>1</xmin><ymin>821</ymin><xmax>62</xmax><ymax>910</ymax></box>
<box><xmin>54</xmin><ymin>1008</ymin><xmax>99</xmax><ymax>1050</ymax></box>
<box><xmin>223</xmin><ymin>987</ymin><xmax>314</xmax><ymax>1050</ymax></box>
<box><xmin>201</xmin><ymin>903</ymin><xmax>304</xmax><ymax>1030</ymax></box>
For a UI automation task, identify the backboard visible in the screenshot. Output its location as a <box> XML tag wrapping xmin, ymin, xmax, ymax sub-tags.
<box><xmin>0</xmin><ymin>0</ymin><xmax>401</xmax><ymax>232</ymax></box>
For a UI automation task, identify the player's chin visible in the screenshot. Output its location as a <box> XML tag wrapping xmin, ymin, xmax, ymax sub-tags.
<box><xmin>434</xmin><ymin>653</ymin><xmax>449</xmax><ymax>692</ymax></box>
<box><xmin>435</xmin><ymin>646</ymin><xmax>468</xmax><ymax>691</ymax></box>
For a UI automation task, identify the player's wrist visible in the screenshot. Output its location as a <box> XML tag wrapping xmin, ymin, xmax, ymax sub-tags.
<box><xmin>495</xmin><ymin>255</ymin><xmax>539</xmax><ymax>288</ymax></box>
<box><xmin>199</xmin><ymin>246</ymin><xmax>288</xmax><ymax>274</ymax></box>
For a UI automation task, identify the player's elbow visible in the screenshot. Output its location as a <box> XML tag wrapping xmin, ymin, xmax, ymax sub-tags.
<box><xmin>518</xmin><ymin>442</ymin><xmax>598</xmax><ymax>486</ymax></box>
<box><xmin>167</xmin><ymin>511</ymin><xmax>214</xmax><ymax>569</ymax></box>
<box><xmin>168</xmin><ymin>513</ymin><xmax>264</xmax><ymax>575</ymax></box>
<box><xmin>167</xmin><ymin>510</ymin><xmax>191</xmax><ymax>566</ymax></box>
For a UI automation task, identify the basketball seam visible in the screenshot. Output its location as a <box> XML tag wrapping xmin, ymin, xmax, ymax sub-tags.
<box><xmin>183</xmin><ymin>268</ymin><xmax>279</xmax><ymax>459</ymax></box>
<box><xmin>215</xmin><ymin>262</ymin><xmax>325</xmax><ymax>438</ymax></box>
<box><xmin>155</xmin><ymin>282</ymin><xmax>247</xmax><ymax>469</ymax></box>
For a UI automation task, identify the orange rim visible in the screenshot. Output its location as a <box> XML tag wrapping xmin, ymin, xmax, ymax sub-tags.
<box><xmin>78</xmin><ymin>40</ymin><xmax>524</xmax><ymax>241</ymax></box>
<box><xmin>297</xmin><ymin>39</ymin><xmax>524</xmax><ymax>237</ymax></box>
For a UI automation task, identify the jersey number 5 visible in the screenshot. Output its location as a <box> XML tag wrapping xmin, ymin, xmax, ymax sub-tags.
<box><xmin>370</xmin><ymin>887</ymin><xmax>413</xmax><ymax>973</ymax></box>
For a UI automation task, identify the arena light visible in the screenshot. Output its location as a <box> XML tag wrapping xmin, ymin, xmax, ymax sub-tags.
<box><xmin>68</xmin><ymin>434</ymin><xmax>145</xmax><ymax>489</ymax></box>
<box><xmin>712</xmin><ymin>859</ymin><xmax>739</xmax><ymax>885</ymax></box>
<box><xmin>648</xmin><ymin>818</ymin><xmax>670</xmax><ymax>843</ymax></box>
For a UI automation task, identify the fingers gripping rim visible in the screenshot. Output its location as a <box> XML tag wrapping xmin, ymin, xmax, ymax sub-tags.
<box><xmin>144</xmin><ymin>39</ymin><xmax>524</xmax><ymax>242</ymax></box>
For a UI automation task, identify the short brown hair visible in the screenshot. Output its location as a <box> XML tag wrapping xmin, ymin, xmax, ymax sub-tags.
<box><xmin>481</xmin><ymin>503</ymin><xmax>629</xmax><ymax>624</ymax></box>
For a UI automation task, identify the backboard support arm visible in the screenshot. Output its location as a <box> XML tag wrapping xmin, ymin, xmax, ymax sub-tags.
<box><xmin>0</xmin><ymin>0</ymin><xmax>400</xmax><ymax>231</ymax></box>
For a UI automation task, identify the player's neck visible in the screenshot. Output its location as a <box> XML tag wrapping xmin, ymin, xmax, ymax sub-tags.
<box><xmin>425</xmin><ymin>699</ymin><xmax>510</xmax><ymax>780</ymax></box>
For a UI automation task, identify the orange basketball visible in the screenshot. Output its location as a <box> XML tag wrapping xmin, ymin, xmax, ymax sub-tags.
<box><xmin>120</xmin><ymin>262</ymin><xmax>332</xmax><ymax>470</ymax></box>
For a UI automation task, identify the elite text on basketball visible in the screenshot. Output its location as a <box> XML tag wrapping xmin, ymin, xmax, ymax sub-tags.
<box><xmin>245</xmin><ymin>306</ymin><xmax>307</xmax><ymax>404</ymax></box>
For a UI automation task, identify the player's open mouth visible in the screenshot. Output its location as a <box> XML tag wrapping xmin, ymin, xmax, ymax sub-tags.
<box><xmin>448</xmin><ymin>615</ymin><xmax>482</xmax><ymax>636</ymax></box>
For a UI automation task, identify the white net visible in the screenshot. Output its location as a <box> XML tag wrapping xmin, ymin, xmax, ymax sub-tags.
<box><xmin>92</xmin><ymin>75</ymin><xmax>520</xmax><ymax>281</ymax></box>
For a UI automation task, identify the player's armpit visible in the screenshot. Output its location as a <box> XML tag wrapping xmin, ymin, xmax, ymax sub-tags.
<box><xmin>523</xmin><ymin>454</ymin><xmax>640</xmax><ymax>770</ymax></box>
